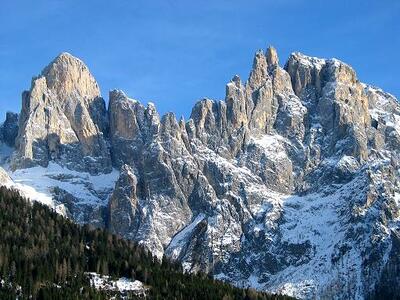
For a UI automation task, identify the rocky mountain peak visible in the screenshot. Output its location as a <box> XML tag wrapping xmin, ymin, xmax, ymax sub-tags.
<box><xmin>41</xmin><ymin>52</ymin><xmax>100</xmax><ymax>99</ymax></box>
<box><xmin>109</xmin><ymin>89</ymin><xmax>132</xmax><ymax>103</ymax></box>
<box><xmin>266</xmin><ymin>46</ymin><xmax>279</xmax><ymax>67</ymax></box>
<box><xmin>12</xmin><ymin>52</ymin><xmax>111</xmax><ymax>174</ymax></box>
<box><xmin>248</xmin><ymin>50</ymin><xmax>269</xmax><ymax>89</ymax></box>
<box><xmin>285</xmin><ymin>52</ymin><xmax>360</xmax><ymax>98</ymax></box>
<box><xmin>284</xmin><ymin>52</ymin><xmax>326</xmax><ymax>97</ymax></box>
<box><xmin>326</xmin><ymin>58</ymin><xmax>358</xmax><ymax>85</ymax></box>
<box><xmin>231</xmin><ymin>74</ymin><xmax>241</xmax><ymax>87</ymax></box>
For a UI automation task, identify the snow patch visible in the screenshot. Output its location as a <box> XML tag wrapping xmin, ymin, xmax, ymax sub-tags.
<box><xmin>1</xmin><ymin>162</ymin><xmax>119</xmax><ymax>216</ymax></box>
<box><xmin>87</xmin><ymin>272</ymin><xmax>147</xmax><ymax>296</ymax></box>
<box><xmin>291</xmin><ymin>52</ymin><xmax>326</xmax><ymax>70</ymax></box>
<box><xmin>166</xmin><ymin>213</ymin><xmax>205</xmax><ymax>262</ymax></box>
<box><xmin>250</xmin><ymin>134</ymin><xmax>289</xmax><ymax>161</ymax></box>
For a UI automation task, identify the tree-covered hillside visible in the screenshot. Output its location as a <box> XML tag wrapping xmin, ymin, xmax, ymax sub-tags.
<box><xmin>0</xmin><ymin>186</ymin><xmax>293</xmax><ymax>300</ymax></box>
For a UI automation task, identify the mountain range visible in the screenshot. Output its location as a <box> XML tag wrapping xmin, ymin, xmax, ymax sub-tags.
<box><xmin>1</xmin><ymin>46</ymin><xmax>399</xmax><ymax>299</ymax></box>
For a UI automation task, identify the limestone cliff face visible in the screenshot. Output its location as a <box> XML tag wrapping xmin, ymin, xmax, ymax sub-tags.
<box><xmin>13</xmin><ymin>52</ymin><xmax>111</xmax><ymax>174</ymax></box>
<box><xmin>108</xmin><ymin>90</ymin><xmax>195</xmax><ymax>256</ymax></box>
<box><xmin>108</xmin><ymin>164</ymin><xmax>139</xmax><ymax>237</ymax></box>
<box><xmin>3</xmin><ymin>47</ymin><xmax>400</xmax><ymax>299</ymax></box>
<box><xmin>285</xmin><ymin>53</ymin><xmax>370</xmax><ymax>163</ymax></box>
<box><xmin>108</xmin><ymin>89</ymin><xmax>160</xmax><ymax>168</ymax></box>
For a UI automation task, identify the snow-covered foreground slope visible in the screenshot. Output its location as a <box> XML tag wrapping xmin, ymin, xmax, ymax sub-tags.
<box><xmin>1</xmin><ymin>47</ymin><xmax>400</xmax><ymax>299</ymax></box>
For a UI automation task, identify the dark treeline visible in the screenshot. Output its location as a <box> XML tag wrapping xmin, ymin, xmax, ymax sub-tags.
<box><xmin>0</xmin><ymin>186</ymin><xmax>293</xmax><ymax>300</ymax></box>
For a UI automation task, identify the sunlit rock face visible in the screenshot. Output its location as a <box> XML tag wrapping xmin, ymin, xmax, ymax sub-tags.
<box><xmin>12</xmin><ymin>52</ymin><xmax>111</xmax><ymax>174</ymax></box>
<box><xmin>2</xmin><ymin>47</ymin><xmax>400</xmax><ymax>299</ymax></box>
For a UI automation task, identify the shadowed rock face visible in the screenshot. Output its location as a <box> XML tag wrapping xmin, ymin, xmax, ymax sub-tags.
<box><xmin>3</xmin><ymin>48</ymin><xmax>400</xmax><ymax>299</ymax></box>
<box><xmin>0</xmin><ymin>112</ymin><xmax>19</xmax><ymax>147</ymax></box>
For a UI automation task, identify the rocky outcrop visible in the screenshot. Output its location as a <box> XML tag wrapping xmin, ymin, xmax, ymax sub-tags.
<box><xmin>285</xmin><ymin>53</ymin><xmax>370</xmax><ymax>165</ymax></box>
<box><xmin>12</xmin><ymin>52</ymin><xmax>111</xmax><ymax>174</ymax></box>
<box><xmin>108</xmin><ymin>165</ymin><xmax>139</xmax><ymax>237</ymax></box>
<box><xmin>108</xmin><ymin>90</ymin><xmax>196</xmax><ymax>257</ymax></box>
<box><xmin>0</xmin><ymin>166</ymin><xmax>12</xmax><ymax>186</ymax></box>
<box><xmin>108</xmin><ymin>89</ymin><xmax>160</xmax><ymax>167</ymax></box>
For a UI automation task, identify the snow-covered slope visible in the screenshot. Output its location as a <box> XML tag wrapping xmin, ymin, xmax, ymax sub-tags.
<box><xmin>0</xmin><ymin>145</ymin><xmax>118</xmax><ymax>223</ymax></box>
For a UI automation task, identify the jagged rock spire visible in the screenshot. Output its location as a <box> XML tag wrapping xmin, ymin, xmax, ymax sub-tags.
<box><xmin>266</xmin><ymin>46</ymin><xmax>279</xmax><ymax>66</ymax></box>
<box><xmin>248</xmin><ymin>49</ymin><xmax>268</xmax><ymax>90</ymax></box>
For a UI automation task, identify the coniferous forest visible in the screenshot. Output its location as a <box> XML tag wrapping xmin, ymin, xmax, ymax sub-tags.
<box><xmin>0</xmin><ymin>186</ymin><xmax>294</xmax><ymax>300</ymax></box>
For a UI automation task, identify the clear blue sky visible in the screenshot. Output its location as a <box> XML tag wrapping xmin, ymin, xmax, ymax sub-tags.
<box><xmin>0</xmin><ymin>0</ymin><xmax>399</xmax><ymax>121</ymax></box>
